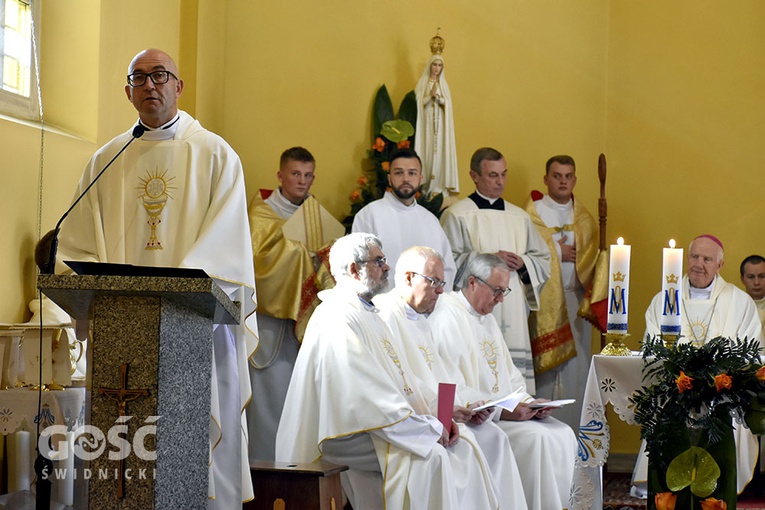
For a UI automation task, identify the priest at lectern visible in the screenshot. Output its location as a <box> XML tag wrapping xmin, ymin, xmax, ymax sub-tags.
<box><xmin>52</xmin><ymin>48</ymin><xmax>257</xmax><ymax>508</ymax></box>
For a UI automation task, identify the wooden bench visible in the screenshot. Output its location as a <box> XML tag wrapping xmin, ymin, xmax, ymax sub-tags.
<box><xmin>245</xmin><ymin>461</ymin><xmax>348</xmax><ymax>510</ymax></box>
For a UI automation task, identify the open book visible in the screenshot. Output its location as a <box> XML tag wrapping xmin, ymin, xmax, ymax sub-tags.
<box><xmin>472</xmin><ymin>388</ymin><xmax>524</xmax><ymax>412</ymax></box>
<box><xmin>528</xmin><ymin>399</ymin><xmax>575</xmax><ymax>409</ymax></box>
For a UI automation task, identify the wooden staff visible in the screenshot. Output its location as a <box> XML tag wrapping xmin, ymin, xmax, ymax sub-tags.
<box><xmin>598</xmin><ymin>154</ymin><xmax>607</xmax><ymax>348</ymax></box>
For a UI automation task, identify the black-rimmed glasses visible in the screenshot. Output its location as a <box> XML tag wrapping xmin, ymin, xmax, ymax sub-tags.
<box><xmin>127</xmin><ymin>70</ymin><xmax>178</xmax><ymax>87</ymax></box>
<box><xmin>473</xmin><ymin>276</ymin><xmax>511</xmax><ymax>298</ymax></box>
<box><xmin>359</xmin><ymin>256</ymin><xmax>387</xmax><ymax>268</ymax></box>
<box><xmin>411</xmin><ymin>271</ymin><xmax>446</xmax><ymax>289</ymax></box>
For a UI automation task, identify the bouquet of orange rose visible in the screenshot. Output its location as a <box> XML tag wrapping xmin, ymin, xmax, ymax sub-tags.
<box><xmin>631</xmin><ymin>336</ymin><xmax>765</xmax><ymax>510</ymax></box>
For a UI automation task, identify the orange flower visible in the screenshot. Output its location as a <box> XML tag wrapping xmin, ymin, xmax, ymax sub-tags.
<box><xmin>357</xmin><ymin>175</ymin><xmax>368</xmax><ymax>186</ymax></box>
<box><xmin>676</xmin><ymin>371</ymin><xmax>693</xmax><ymax>393</ymax></box>
<box><xmin>381</xmin><ymin>161</ymin><xmax>390</xmax><ymax>171</ymax></box>
<box><xmin>349</xmin><ymin>190</ymin><xmax>361</xmax><ymax>202</ymax></box>
<box><xmin>397</xmin><ymin>140</ymin><xmax>411</xmax><ymax>149</ymax></box>
<box><xmin>699</xmin><ymin>497</ymin><xmax>726</xmax><ymax>510</ymax></box>
<box><xmin>372</xmin><ymin>137</ymin><xmax>386</xmax><ymax>152</ymax></box>
<box><xmin>756</xmin><ymin>365</ymin><xmax>765</xmax><ymax>382</ymax></box>
<box><xmin>714</xmin><ymin>373</ymin><xmax>732</xmax><ymax>392</ymax></box>
<box><xmin>654</xmin><ymin>492</ymin><xmax>677</xmax><ymax>510</ymax></box>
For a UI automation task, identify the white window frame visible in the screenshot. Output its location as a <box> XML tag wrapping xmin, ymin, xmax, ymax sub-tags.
<box><xmin>0</xmin><ymin>0</ymin><xmax>39</xmax><ymax>121</ymax></box>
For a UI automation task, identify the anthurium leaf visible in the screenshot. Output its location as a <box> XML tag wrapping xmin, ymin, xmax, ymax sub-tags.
<box><xmin>398</xmin><ymin>90</ymin><xmax>417</xmax><ymax>128</ymax></box>
<box><xmin>380</xmin><ymin>119</ymin><xmax>414</xmax><ymax>143</ymax></box>
<box><xmin>666</xmin><ymin>446</ymin><xmax>720</xmax><ymax>497</ymax></box>
<box><xmin>373</xmin><ymin>85</ymin><xmax>394</xmax><ymax>136</ymax></box>
<box><xmin>745</xmin><ymin>410</ymin><xmax>765</xmax><ymax>435</ymax></box>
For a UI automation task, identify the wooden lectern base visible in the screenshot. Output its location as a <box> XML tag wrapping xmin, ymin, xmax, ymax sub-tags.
<box><xmin>246</xmin><ymin>461</ymin><xmax>348</xmax><ymax>510</ymax></box>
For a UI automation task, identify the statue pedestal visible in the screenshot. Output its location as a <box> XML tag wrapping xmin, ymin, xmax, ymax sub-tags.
<box><xmin>39</xmin><ymin>273</ymin><xmax>238</xmax><ymax>509</ymax></box>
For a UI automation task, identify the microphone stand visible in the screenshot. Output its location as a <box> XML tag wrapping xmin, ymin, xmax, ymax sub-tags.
<box><xmin>33</xmin><ymin>124</ymin><xmax>145</xmax><ymax>510</ymax></box>
<box><xmin>38</xmin><ymin>124</ymin><xmax>146</xmax><ymax>274</ymax></box>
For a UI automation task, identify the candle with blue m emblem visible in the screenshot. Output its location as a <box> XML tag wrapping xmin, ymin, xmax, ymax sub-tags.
<box><xmin>661</xmin><ymin>239</ymin><xmax>683</xmax><ymax>335</ymax></box>
<box><xmin>607</xmin><ymin>237</ymin><xmax>630</xmax><ymax>333</ymax></box>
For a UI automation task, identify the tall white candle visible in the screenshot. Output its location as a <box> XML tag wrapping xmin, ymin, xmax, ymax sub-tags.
<box><xmin>55</xmin><ymin>431</ymin><xmax>75</xmax><ymax>506</ymax></box>
<box><xmin>661</xmin><ymin>239</ymin><xmax>683</xmax><ymax>336</ymax></box>
<box><xmin>607</xmin><ymin>237</ymin><xmax>631</xmax><ymax>333</ymax></box>
<box><xmin>8</xmin><ymin>430</ymin><xmax>32</xmax><ymax>492</ymax></box>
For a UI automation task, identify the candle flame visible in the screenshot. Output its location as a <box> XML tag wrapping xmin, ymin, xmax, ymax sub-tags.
<box><xmin>669</xmin><ymin>239</ymin><xmax>676</xmax><ymax>249</ymax></box>
<box><xmin>617</xmin><ymin>237</ymin><xmax>624</xmax><ymax>246</ymax></box>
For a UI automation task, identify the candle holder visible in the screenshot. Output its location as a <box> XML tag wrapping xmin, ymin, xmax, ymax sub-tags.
<box><xmin>601</xmin><ymin>333</ymin><xmax>632</xmax><ymax>356</ymax></box>
<box><xmin>662</xmin><ymin>334</ymin><xmax>679</xmax><ymax>349</ymax></box>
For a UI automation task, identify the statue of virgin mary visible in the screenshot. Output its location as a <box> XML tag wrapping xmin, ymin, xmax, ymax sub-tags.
<box><xmin>414</xmin><ymin>32</ymin><xmax>459</xmax><ymax>196</ymax></box>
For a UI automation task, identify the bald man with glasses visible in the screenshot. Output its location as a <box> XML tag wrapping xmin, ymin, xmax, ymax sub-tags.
<box><xmin>55</xmin><ymin>48</ymin><xmax>256</xmax><ymax>508</ymax></box>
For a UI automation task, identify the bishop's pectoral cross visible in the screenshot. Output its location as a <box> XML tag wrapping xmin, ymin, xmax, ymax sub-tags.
<box><xmin>97</xmin><ymin>363</ymin><xmax>150</xmax><ymax>499</ymax></box>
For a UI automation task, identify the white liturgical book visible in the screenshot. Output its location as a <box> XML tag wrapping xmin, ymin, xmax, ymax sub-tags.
<box><xmin>528</xmin><ymin>399</ymin><xmax>575</xmax><ymax>409</ymax></box>
<box><xmin>473</xmin><ymin>388</ymin><xmax>524</xmax><ymax>412</ymax></box>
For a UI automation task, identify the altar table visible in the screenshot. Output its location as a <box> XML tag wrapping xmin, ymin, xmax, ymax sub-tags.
<box><xmin>570</xmin><ymin>354</ymin><xmax>645</xmax><ymax>510</ymax></box>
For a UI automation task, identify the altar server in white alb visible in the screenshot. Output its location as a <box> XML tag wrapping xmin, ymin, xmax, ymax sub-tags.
<box><xmin>740</xmin><ymin>254</ymin><xmax>765</xmax><ymax>336</ymax></box>
<box><xmin>377</xmin><ymin>246</ymin><xmax>529</xmax><ymax>509</ymax></box>
<box><xmin>55</xmin><ymin>49</ymin><xmax>256</xmax><ymax>508</ymax></box>
<box><xmin>440</xmin><ymin>147</ymin><xmax>551</xmax><ymax>392</ymax></box>
<box><xmin>429</xmin><ymin>253</ymin><xmax>577</xmax><ymax>510</ymax></box>
<box><xmin>352</xmin><ymin>148</ymin><xmax>458</xmax><ymax>290</ymax></box>
<box><xmin>276</xmin><ymin>233</ymin><xmax>499</xmax><ymax>510</ymax></box>
<box><xmin>642</xmin><ymin>234</ymin><xmax>763</xmax><ymax>493</ymax></box>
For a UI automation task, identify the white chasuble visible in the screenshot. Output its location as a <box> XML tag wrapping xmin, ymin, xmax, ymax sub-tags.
<box><xmin>277</xmin><ymin>287</ymin><xmax>465</xmax><ymax>510</ymax></box>
<box><xmin>57</xmin><ymin>111</ymin><xmax>257</xmax><ymax>506</ymax></box>
<box><xmin>430</xmin><ymin>292</ymin><xmax>577</xmax><ymax>510</ymax></box>
<box><xmin>377</xmin><ymin>292</ymin><xmax>528</xmax><ymax>509</ymax></box>
<box><xmin>352</xmin><ymin>192</ymin><xmax>458</xmax><ymax>290</ymax></box>
<box><xmin>440</xmin><ymin>198</ymin><xmax>551</xmax><ymax>393</ymax></box>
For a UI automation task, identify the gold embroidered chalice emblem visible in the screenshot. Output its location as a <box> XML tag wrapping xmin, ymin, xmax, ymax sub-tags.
<box><xmin>138</xmin><ymin>168</ymin><xmax>174</xmax><ymax>250</ymax></box>
<box><xmin>382</xmin><ymin>338</ymin><xmax>413</xmax><ymax>395</ymax></box>
<box><xmin>481</xmin><ymin>340</ymin><xmax>500</xmax><ymax>393</ymax></box>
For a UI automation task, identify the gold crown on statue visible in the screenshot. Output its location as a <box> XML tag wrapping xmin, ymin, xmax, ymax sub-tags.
<box><xmin>666</xmin><ymin>273</ymin><xmax>679</xmax><ymax>284</ymax></box>
<box><xmin>430</xmin><ymin>29</ymin><xmax>445</xmax><ymax>55</ymax></box>
<box><xmin>612</xmin><ymin>271</ymin><xmax>626</xmax><ymax>282</ymax></box>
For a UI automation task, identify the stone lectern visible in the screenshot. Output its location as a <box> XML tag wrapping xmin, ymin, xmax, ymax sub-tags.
<box><xmin>38</xmin><ymin>271</ymin><xmax>239</xmax><ymax>509</ymax></box>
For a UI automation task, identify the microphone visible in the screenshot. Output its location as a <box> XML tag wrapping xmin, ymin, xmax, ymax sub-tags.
<box><xmin>37</xmin><ymin>124</ymin><xmax>146</xmax><ymax>274</ymax></box>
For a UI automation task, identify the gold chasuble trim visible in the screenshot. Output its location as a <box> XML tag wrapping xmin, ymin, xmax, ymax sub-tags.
<box><xmin>302</xmin><ymin>196</ymin><xmax>324</xmax><ymax>253</ymax></box>
<box><xmin>248</xmin><ymin>195</ymin><xmax>335</xmax><ymax>341</ymax></box>
<box><xmin>524</xmin><ymin>194</ymin><xmax>598</xmax><ymax>373</ymax></box>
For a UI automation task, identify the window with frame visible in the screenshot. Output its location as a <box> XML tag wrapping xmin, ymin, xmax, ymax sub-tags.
<box><xmin>0</xmin><ymin>0</ymin><xmax>38</xmax><ymax>120</ymax></box>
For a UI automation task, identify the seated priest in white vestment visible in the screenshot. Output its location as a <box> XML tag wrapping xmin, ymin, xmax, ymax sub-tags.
<box><xmin>440</xmin><ymin>147</ymin><xmax>551</xmax><ymax>393</ymax></box>
<box><xmin>275</xmin><ymin>233</ymin><xmax>499</xmax><ymax>510</ymax></box>
<box><xmin>638</xmin><ymin>234</ymin><xmax>764</xmax><ymax>495</ymax></box>
<box><xmin>352</xmin><ymin>148</ymin><xmax>458</xmax><ymax>290</ymax></box>
<box><xmin>429</xmin><ymin>253</ymin><xmax>577</xmax><ymax>510</ymax></box>
<box><xmin>740</xmin><ymin>254</ymin><xmax>765</xmax><ymax>337</ymax></box>
<box><xmin>246</xmin><ymin>147</ymin><xmax>338</xmax><ymax>461</ymax></box>
<box><xmin>376</xmin><ymin>245</ymin><xmax>529</xmax><ymax>509</ymax></box>
<box><xmin>54</xmin><ymin>49</ymin><xmax>256</xmax><ymax>508</ymax></box>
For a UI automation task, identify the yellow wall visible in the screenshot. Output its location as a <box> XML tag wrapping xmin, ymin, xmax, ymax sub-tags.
<box><xmin>603</xmin><ymin>1</ymin><xmax>765</xmax><ymax>452</ymax></box>
<box><xmin>221</xmin><ymin>1</ymin><xmax>608</xmax><ymax>219</ymax></box>
<box><xmin>3</xmin><ymin>0</ymin><xmax>764</xmax><ymax>456</ymax></box>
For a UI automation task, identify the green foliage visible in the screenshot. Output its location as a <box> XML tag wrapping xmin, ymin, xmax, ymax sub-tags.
<box><xmin>398</xmin><ymin>90</ymin><xmax>418</xmax><ymax>127</ymax></box>
<box><xmin>373</xmin><ymin>85</ymin><xmax>395</xmax><ymax>136</ymax></box>
<box><xmin>631</xmin><ymin>335</ymin><xmax>765</xmax><ymax>507</ymax></box>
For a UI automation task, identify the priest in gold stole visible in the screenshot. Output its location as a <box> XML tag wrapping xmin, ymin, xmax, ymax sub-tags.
<box><xmin>56</xmin><ymin>49</ymin><xmax>257</xmax><ymax>508</ymax></box>
<box><xmin>525</xmin><ymin>155</ymin><xmax>598</xmax><ymax>429</ymax></box>
<box><xmin>246</xmin><ymin>147</ymin><xmax>340</xmax><ymax>462</ymax></box>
